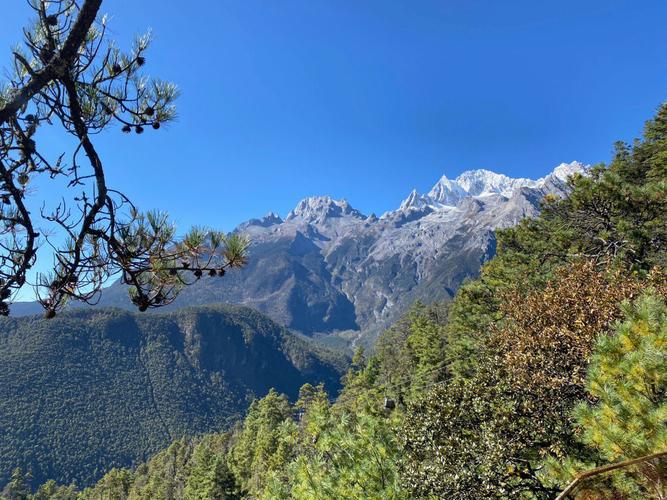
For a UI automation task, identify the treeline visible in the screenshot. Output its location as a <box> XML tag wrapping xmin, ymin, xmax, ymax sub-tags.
<box><xmin>4</xmin><ymin>103</ymin><xmax>667</xmax><ymax>498</ymax></box>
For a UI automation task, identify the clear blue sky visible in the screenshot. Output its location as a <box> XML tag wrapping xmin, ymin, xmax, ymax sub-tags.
<box><xmin>2</xmin><ymin>0</ymin><xmax>666</xmax><ymax>230</ymax></box>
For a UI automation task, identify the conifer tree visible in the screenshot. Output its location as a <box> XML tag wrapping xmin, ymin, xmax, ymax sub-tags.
<box><xmin>184</xmin><ymin>443</ymin><xmax>239</xmax><ymax>500</ymax></box>
<box><xmin>285</xmin><ymin>404</ymin><xmax>406</xmax><ymax>499</ymax></box>
<box><xmin>560</xmin><ymin>293</ymin><xmax>667</xmax><ymax>498</ymax></box>
<box><xmin>32</xmin><ymin>480</ymin><xmax>77</xmax><ymax>500</ymax></box>
<box><xmin>228</xmin><ymin>389</ymin><xmax>294</xmax><ymax>496</ymax></box>
<box><xmin>78</xmin><ymin>468</ymin><xmax>132</xmax><ymax>499</ymax></box>
<box><xmin>0</xmin><ymin>0</ymin><xmax>248</xmax><ymax>318</ymax></box>
<box><xmin>1</xmin><ymin>468</ymin><xmax>31</xmax><ymax>500</ymax></box>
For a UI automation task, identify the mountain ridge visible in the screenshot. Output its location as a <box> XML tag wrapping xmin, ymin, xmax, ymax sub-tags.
<box><xmin>12</xmin><ymin>162</ymin><xmax>587</xmax><ymax>345</ymax></box>
<box><xmin>400</xmin><ymin>161</ymin><xmax>585</xmax><ymax>210</ymax></box>
<box><xmin>0</xmin><ymin>304</ymin><xmax>345</xmax><ymax>487</ymax></box>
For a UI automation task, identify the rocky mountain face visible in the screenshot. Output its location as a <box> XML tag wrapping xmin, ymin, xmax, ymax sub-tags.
<box><xmin>13</xmin><ymin>162</ymin><xmax>586</xmax><ymax>344</ymax></box>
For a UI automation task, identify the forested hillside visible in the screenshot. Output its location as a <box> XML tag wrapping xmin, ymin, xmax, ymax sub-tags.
<box><xmin>14</xmin><ymin>102</ymin><xmax>664</xmax><ymax>499</ymax></box>
<box><xmin>0</xmin><ymin>305</ymin><xmax>345</xmax><ymax>489</ymax></box>
<box><xmin>1</xmin><ymin>0</ymin><xmax>664</xmax><ymax>498</ymax></box>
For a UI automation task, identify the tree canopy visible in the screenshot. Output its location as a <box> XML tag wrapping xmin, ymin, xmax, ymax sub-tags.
<box><xmin>1</xmin><ymin>4</ymin><xmax>666</xmax><ymax>495</ymax></box>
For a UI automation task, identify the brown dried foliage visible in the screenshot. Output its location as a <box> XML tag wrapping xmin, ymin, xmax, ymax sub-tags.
<box><xmin>493</xmin><ymin>261</ymin><xmax>667</xmax><ymax>395</ymax></box>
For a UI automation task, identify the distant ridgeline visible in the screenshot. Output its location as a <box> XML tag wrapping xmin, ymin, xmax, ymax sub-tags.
<box><xmin>0</xmin><ymin>305</ymin><xmax>346</xmax><ymax>488</ymax></box>
<box><xmin>12</xmin><ymin>162</ymin><xmax>586</xmax><ymax>346</ymax></box>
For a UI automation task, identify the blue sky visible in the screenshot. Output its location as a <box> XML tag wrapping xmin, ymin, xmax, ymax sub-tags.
<box><xmin>2</xmin><ymin>0</ymin><xmax>667</xmax><ymax>231</ymax></box>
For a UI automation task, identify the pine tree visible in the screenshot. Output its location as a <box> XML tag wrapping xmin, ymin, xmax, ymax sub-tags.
<box><xmin>33</xmin><ymin>480</ymin><xmax>77</xmax><ymax>500</ymax></box>
<box><xmin>78</xmin><ymin>468</ymin><xmax>133</xmax><ymax>499</ymax></box>
<box><xmin>228</xmin><ymin>389</ymin><xmax>294</xmax><ymax>496</ymax></box>
<box><xmin>406</xmin><ymin>312</ymin><xmax>445</xmax><ymax>391</ymax></box>
<box><xmin>0</xmin><ymin>0</ymin><xmax>248</xmax><ymax>318</ymax></box>
<box><xmin>184</xmin><ymin>443</ymin><xmax>239</xmax><ymax>500</ymax></box>
<box><xmin>287</xmin><ymin>405</ymin><xmax>406</xmax><ymax>499</ymax></box>
<box><xmin>568</xmin><ymin>293</ymin><xmax>667</xmax><ymax>498</ymax></box>
<box><xmin>1</xmin><ymin>468</ymin><xmax>31</xmax><ymax>500</ymax></box>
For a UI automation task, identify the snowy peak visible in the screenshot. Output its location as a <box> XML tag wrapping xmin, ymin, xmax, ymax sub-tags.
<box><xmin>286</xmin><ymin>196</ymin><xmax>365</xmax><ymax>222</ymax></box>
<box><xmin>399</xmin><ymin>189</ymin><xmax>433</xmax><ymax>210</ymax></box>
<box><xmin>545</xmin><ymin>161</ymin><xmax>587</xmax><ymax>183</ymax></box>
<box><xmin>398</xmin><ymin>161</ymin><xmax>588</xmax><ymax>213</ymax></box>
<box><xmin>423</xmin><ymin>169</ymin><xmax>537</xmax><ymax>208</ymax></box>
<box><xmin>426</xmin><ymin>175</ymin><xmax>466</xmax><ymax>206</ymax></box>
<box><xmin>239</xmin><ymin>162</ymin><xmax>588</xmax><ymax>230</ymax></box>
<box><xmin>454</xmin><ymin>169</ymin><xmax>538</xmax><ymax>197</ymax></box>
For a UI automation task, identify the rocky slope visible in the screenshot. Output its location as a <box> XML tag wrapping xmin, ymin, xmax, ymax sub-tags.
<box><xmin>13</xmin><ymin>162</ymin><xmax>586</xmax><ymax>343</ymax></box>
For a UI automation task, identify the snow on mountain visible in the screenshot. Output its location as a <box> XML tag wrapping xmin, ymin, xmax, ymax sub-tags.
<box><xmin>399</xmin><ymin>161</ymin><xmax>586</xmax><ymax>211</ymax></box>
<box><xmin>547</xmin><ymin>161</ymin><xmax>587</xmax><ymax>182</ymax></box>
<box><xmin>56</xmin><ymin>161</ymin><xmax>588</xmax><ymax>345</ymax></box>
<box><xmin>426</xmin><ymin>175</ymin><xmax>467</xmax><ymax>206</ymax></box>
<box><xmin>286</xmin><ymin>196</ymin><xmax>365</xmax><ymax>222</ymax></box>
<box><xmin>190</xmin><ymin>161</ymin><xmax>588</xmax><ymax>340</ymax></box>
<box><xmin>399</xmin><ymin>189</ymin><xmax>433</xmax><ymax>211</ymax></box>
<box><xmin>454</xmin><ymin>169</ymin><xmax>538</xmax><ymax>197</ymax></box>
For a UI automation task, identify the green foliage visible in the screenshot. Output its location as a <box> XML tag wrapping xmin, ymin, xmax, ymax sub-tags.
<box><xmin>406</xmin><ymin>307</ymin><xmax>446</xmax><ymax>386</ymax></box>
<box><xmin>240</xmin><ymin>381</ymin><xmax>407</xmax><ymax>499</ymax></box>
<box><xmin>400</xmin><ymin>103</ymin><xmax>667</xmax><ymax>498</ymax></box>
<box><xmin>442</xmin><ymin>276</ymin><xmax>499</xmax><ymax>379</ymax></box>
<box><xmin>6</xmin><ymin>103</ymin><xmax>667</xmax><ymax>500</ymax></box>
<box><xmin>548</xmin><ymin>293</ymin><xmax>667</xmax><ymax>498</ymax></box>
<box><xmin>78</xmin><ymin>433</ymin><xmax>237</xmax><ymax>500</ymax></box>
<box><xmin>184</xmin><ymin>443</ymin><xmax>238</xmax><ymax>500</ymax></box>
<box><xmin>0</xmin><ymin>0</ymin><xmax>249</xmax><ymax>317</ymax></box>
<box><xmin>579</xmin><ymin>293</ymin><xmax>667</xmax><ymax>460</ymax></box>
<box><xmin>32</xmin><ymin>481</ymin><xmax>77</xmax><ymax>500</ymax></box>
<box><xmin>227</xmin><ymin>389</ymin><xmax>295</xmax><ymax>496</ymax></box>
<box><xmin>400</xmin><ymin>367</ymin><xmax>564</xmax><ymax>498</ymax></box>
<box><xmin>0</xmin><ymin>305</ymin><xmax>344</xmax><ymax>489</ymax></box>
<box><xmin>69</xmin><ymin>381</ymin><xmax>406</xmax><ymax>500</ymax></box>
<box><xmin>443</xmin><ymin>103</ymin><xmax>667</xmax><ymax>379</ymax></box>
<box><xmin>79</xmin><ymin>469</ymin><xmax>133</xmax><ymax>500</ymax></box>
<box><xmin>282</xmin><ymin>407</ymin><xmax>405</xmax><ymax>499</ymax></box>
<box><xmin>338</xmin><ymin>300</ymin><xmax>450</xmax><ymax>410</ymax></box>
<box><xmin>126</xmin><ymin>437</ymin><xmax>200</xmax><ymax>499</ymax></box>
<box><xmin>2</xmin><ymin>469</ymin><xmax>31</xmax><ymax>500</ymax></box>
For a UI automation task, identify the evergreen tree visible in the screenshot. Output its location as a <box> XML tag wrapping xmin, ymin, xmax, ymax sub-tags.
<box><xmin>555</xmin><ymin>293</ymin><xmax>667</xmax><ymax>498</ymax></box>
<box><xmin>276</xmin><ymin>404</ymin><xmax>406</xmax><ymax>499</ymax></box>
<box><xmin>32</xmin><ymin>480</ymin><xmax>77</xmax><ymax>500</ymax></box>
<box><xmin>1</xmin><ymin>469</ymin><xmax>31</xmax><ymax>500</ymax></box>
<box><xmin>78</xmin><ymin>468</ymin><xmax>132</xmax><ymax>499</ymax></box>
<box><xmin>401</xmin><ymin>101</ymin><xmax>667</xmax><ymax>498</ymax></box>
<box><xmin>184</xmin><ymin>443</ymin><xmax>239</xmax><ymax>500</ymax></box>
<box><xmin>406</xmin><ymin>311</ymin><xmax>445</xmax><ymax>390</ymax></box>
<box><xmin>12</xmin><ymin>101</ymin><xmax>667</xmax><ymax>500</ymax></box>
<box><xmin>0</xmin><ymin>0</ymin><xmax>248</xmax><ymax>318</ymax></box>
<box><xmin>228</xmin><ymin>389</ymin><xmax>294</xmax><ymax>496</ymax></box>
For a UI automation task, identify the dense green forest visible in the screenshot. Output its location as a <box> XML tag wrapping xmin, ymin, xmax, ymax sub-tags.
<box><xmin>0</xmin><ymin>305</ymin><xmax>346</xmax><ymax>489</ymax></box>
<box><xmin>3</xmin><ymin>103</ymin><xmax>666</xmax><ymax>498</ymax></box>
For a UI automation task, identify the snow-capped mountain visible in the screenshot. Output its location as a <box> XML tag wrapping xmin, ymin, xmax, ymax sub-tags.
<box><xmin>17</xmin><ymin>161</ymin><xmax>586</xmax><ymax>344</ymax></box>
<box><xmin>286</xmin><ymin>196</ymin><xmax>365</xmax><ymax>222</ymax></box>
<box><xmin>224</xmin><ymin>161</ymin><xmax>586</xmax><ymax>342</ymax></box>
<box><xmin>400</xmin><ymin>161</ymin><xmax>585</xmax><ymax>210</ymax></box>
